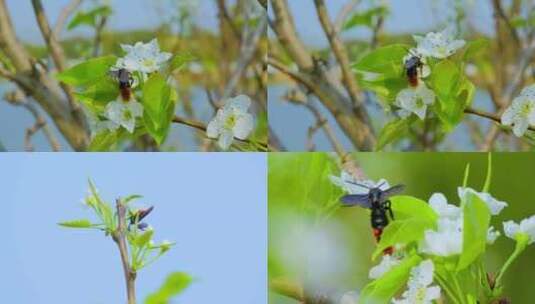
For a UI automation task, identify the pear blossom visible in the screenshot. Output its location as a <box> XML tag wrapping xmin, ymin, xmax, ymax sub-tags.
<box><xmin>392</xmin><ymin>260</ymin><xmax>441</xmax><ymax>304</ymax></box>
<box><xmin>104</xmin><ymin>100</ymin><xmax>143</xmax><ymax>133</ymax></box>
<box><xmin>420</xmin><ymin>193</ymin><xmax>463</xmax><ymax>256</ymax></box>
<box><xmin>487</xmin><ymin>226</ymin><xmax>500</xmax><ymax>244</ymax></box>
<box><xmin>413</xmin><ymin>27</ymin><xmax>466</xmax><ymax>59</ymax></box>
<box><xmin>458</xmin><ymin>187</ymin><xmax>508</xmax><ymax>215</ymax></box>
<box><xmin>112</xmin><ymin>39</ymin><xmax>172</xmax><ymax>76</ymax></box>
<box><xmin>369</xmin><ymin>254</ymin><xmax>401</xmax><ymax>279</ymax></box>
<box><xmin>329</xmin><ymin>171</ymin><xmax>390</xmax><ymax>195</ymax></box>
<box><xmin>206</xmin><ymin>95</ymin><xmax>255</xmax><ymax>150</ymax></box>
<box><xmin>395</xmin><ymin>83</ymin><xmax>436</xmax><ymax>120</ymax></box>
<box><xmin>503</xmin><ymin>215</ymin><xmax>535</xmax><ymax>244</ymax></box>
<box><xmin>501</xmin><ymin>84</ymin><xmax>535</xmax><ymax>137</ymax></box>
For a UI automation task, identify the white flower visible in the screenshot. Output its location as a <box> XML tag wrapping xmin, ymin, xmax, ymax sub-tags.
<box><xmin>428</xmin><ymin>193</ymin><xmax>461</xmax><ymax>219</ymax></box>
<box><xmin>87</xmin><ymin>113</ymin><xmax>119</xmax><ymax>137</ymax></box>
<box><xmin>503</xmin><ymin>215</ymin><xmax>535</xmax><ymax>244</ymax></box>
<box><xmin>369</xmin><ymin>254</ymin><xmax>401</xmax><ymax>279</ymax></box>
<box><xmin>413</xmin><ymin>27</ymin><xmax>466</xmax><ymax>59</ymax></box>
<box><xmin>457</xmin><ymin>187</ymin><xmax>508</xmax><ymax>215</ymax></box>
<box><xmin>104</xmin><ymin>100</ymin><xmax>143</xmax><ymax>133</ymax></box>
<box><xmin>420</xmin><ymin>193</ymin><xmax>463</xmax><ymax>256</ymax></box>
<box><xmin>395</xmin><ymin>83</ymin><xmax>435</xmax><ymax>120</ymax></box>
<box><xmin>487</xmin><ymin>226</ymin><xmax>500</xmax><ymax>244</ymax></box>
<box><xmin>112</xmin><ymin>39</ymin><xmax>172</xmax><ymax>76</ymax></box>
<box><xmin>206</xmin><ymin>95</ymin><xmax>254</xmax><ymax>150</ymax></box>
<box><xmin>501</xmin><ymin>84</ymin><xmax>535</xmax><ymax>137</ymax></box>
<box><xmin>329</xmin><ymin>171</ymin><xmax>390</xmax><ymax>194</ymax></box>
<box><xmin>392</xmin><ymin>260</ymin><xmax>441</xmax><ymax>304</ymax></box>
<box><xmin>420</xmin><ymin>217</ymin><xmax>463</xmax><ymax>256</ymax></box>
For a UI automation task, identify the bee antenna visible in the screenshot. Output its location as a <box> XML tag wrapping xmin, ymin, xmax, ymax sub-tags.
<box><xmin>377</xmin><ymin>181</ymin><xmax>386</xmax><ymax>188</ymax></box>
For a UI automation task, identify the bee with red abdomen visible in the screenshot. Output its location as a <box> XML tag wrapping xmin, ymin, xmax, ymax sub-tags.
<box><xmin>110</xmin><ymin>68</ymin><xmax>134</xmax><ymax>101</ymax></box>
<box><xmin>404</xmin><ymin>53</ymin><xmax>424</xmax><ymax>87</ymax></box>
<box><xmin>340</xmin><ymin>181</ymin><xmax>405</xmax><ymax>255</ymax></box>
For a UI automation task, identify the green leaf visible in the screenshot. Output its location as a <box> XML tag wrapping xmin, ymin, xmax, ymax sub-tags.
<box><xmin>67</xmin><ymin>5</ymin><xmax>112</xmax><ymax>30</ymax></box>
<box><xmin>352</xmin><ymin>44</ymin><xmax>410</xmax><ymax>77</ymax></box>
<box><xmin>142</xmin><ymin>74</ymin><xmax>174</xmax><ymax>145</ymax></box>
<box><xmin>430</xmin><ymin>60</ymin><xmax>474</xmax><ymax>130</ymax></box>
<box><xmin>88</xmin><ymin>130</ymin><xmax>120</xmax><ymax>151</ymax></box>
<box><xmin>463</xmin><ymin>38</ymin><xmax>490</xmax><ymax>61</ymax></box>
<box><xmin>375</xmin><ymin>118</ymin><xmax>413</xmax><ymax>151</ymax></box>
<box><xmin>145</xmin><ymin>272</ymin><xmax>192</xmax><ymax>304</ymax></box>
<box><xmin>169</xmin><ymin>53</ymin><xmax>196</xmax><ymax>72</ymax></box>
<box><xmin>58</xmin><ymin>219</ymin><xmax>95</xmax><ymax>228</ymax></box>
<box><xmin>359</xmin><ymin>254</ymin><xmax>422</xmax><ymax>304</ymax></box>
<box><xmin>457</xmin><ymin>192</ymin><xmax>491</xmax><ymax>271</ymax></box>
<box><xmin>56</xmin><ymin>55</ymin><xmax>117</xmax><ymax>86</ymax></box>
<box><xmin>123</xmin><ymin>194</ymin><xmax>143</xmax><ymax>205</ymax></box>
<box><xmin>343</xmin><ymin>7</ymin><xmax>388</xmax><ymax>30</ymax></box>
<box><xmin>372</xmin><ymin>196</ymin><xmax>437</xmax><ymax>259</ymax></box>
<box><xmin>74</xmin><ymin>77</ymin><xmax>119</xmax><ymax>113</ymax></box>
<box><xmin>134</xmin><ymin>229</ymin><xmax>154</xmax><ymax>248</ymax></box>
<box><xmin>390</xmin><ymin>195</ymin><xmax>438</xmax><ymax>221</ymax></box>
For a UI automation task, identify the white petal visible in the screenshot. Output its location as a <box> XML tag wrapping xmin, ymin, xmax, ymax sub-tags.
<box><xmin>227</xmin><ymin>95</ymin><xmax>251</xmax><ymax>112</ymax></box>
<box><xmin>501</xmin><ymin>107</ymin><xmax>515</xmax><ymax>126</ymax></box>
<box><xmin>425</xmin><ymin>286</ymin><xmax>442</xmax><ymax>301</ymax></box>
<box><xmin>503</xmin><ymin>221</ymin><xmax>519</xmax><ymax>239</ymax></box>
<box><xmin>218</xmin><ymin>130</ymin><xmax>234</xmax><ymax>150</ymax></box>
<box><xmin>512</xmin><ymin>118</ymin><xmax>529</xmax><ymax>137</ymax></box>
<box><xmin>206</xmin><ymin>116</ymin><xmax>221</xmax><ymax>138</ymax></box>
<box><xmin>233</xmin><ymin>113</ymin><xmax>254</xmax><ymax>139</ymax></box>
<box><xmin>128</xmin><ymin>101</ymin><xmax>144</xmax><ymax>117</ymax></box>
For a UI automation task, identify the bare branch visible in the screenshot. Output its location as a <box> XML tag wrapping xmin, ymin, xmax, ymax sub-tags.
<box><xmin>112</xmin><ymin>199</ymin><xmax>136</xmax><ymax>304</ymax></box>
<box><xmin>31</xmin><ymin>0</ymin><xmax>87</xmax><ymax>127</ymax></box>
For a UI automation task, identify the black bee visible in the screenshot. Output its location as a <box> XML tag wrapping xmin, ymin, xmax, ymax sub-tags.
<box><xmin>404</xmin><ymin>51</ymin><xmax>424</xmax><ymax>87</ymax></box>
<box><xmin>128</xmin><ymin>206</ymin><xmax>154</xmax><ymax>230</ymax></box>
<box><xmin>340</xmin><ymin>182</ymin><xmax>405</xmax><ymax>254</ymax></box>
<box><xmin>110</xmin><ymin>68</ymin><xmax>134</xmax><ymax>101</ymax></box>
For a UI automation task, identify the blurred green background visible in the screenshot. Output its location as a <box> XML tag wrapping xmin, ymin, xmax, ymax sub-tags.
<box><xmin>269</xmin><ymin>152</ymin><xmax>535</xmax><ymax>303</ymax></box>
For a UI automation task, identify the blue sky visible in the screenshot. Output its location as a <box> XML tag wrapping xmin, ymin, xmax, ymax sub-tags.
<box><xmin>0</xmin><ymin>153</ymin><xmax>267</xmax><ymax>303</ymax></box>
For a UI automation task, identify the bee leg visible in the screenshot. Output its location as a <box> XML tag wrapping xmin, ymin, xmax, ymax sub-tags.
<box><xmin>385</xmin><ymin>200</ymin><xmax>394</xmax><ymax>220</ymax></box>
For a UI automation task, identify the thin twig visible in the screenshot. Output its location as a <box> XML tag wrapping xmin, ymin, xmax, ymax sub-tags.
<box><xmin>334</xmin><ymin>0</ymin><xmax>361</xmax><ymax>33</ymax></box>
<box><xmin>172</xmin><ymin>116</ymin><xmax>268</xmax><ymax>151</ymax></box>
<box><xmin>92</xmin><ymin>15</ymin><xmax>107</xmax><ymax>57</ymax></box>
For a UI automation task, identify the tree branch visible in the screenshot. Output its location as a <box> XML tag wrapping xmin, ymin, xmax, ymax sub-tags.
<box><xmin>172</xmin><ymin>115</ymin><xmax>268</xmax><ymax>151</ymax></box>
<box><xmin>31</xmin><ymin>0</ymin><xmax>84</xmax><ymax>123</ymax></box>
<box><xmin>112</xmin><ymin>199</ymin><xmax>136</xmax><ymax>304</ymax></box>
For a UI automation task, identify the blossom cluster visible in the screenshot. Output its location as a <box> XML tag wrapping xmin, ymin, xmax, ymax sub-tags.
<box><xmin>395</xmin><ymin>27</ymin><xmax>466</xmax><ymax>121</ymax></box>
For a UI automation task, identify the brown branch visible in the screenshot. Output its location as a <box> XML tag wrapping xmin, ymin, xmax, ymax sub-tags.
<box><xmin>172</xmin><ymin>116</ymin><xmax>268</xmax><ymax>151</ymax></box>
<box><xmin>92</xmin><ymin>15</ymin><xmax>107</xmax><ymax>57</ymax></box>
<box><xmin>112</xmin><ymin>199</ymin><xmax>136</xmax><ymax>304</ymax></box>
<box><xmin>31</xmin><ymin>0</ymin><xmax>84</xmax><ymax>122</ymax></box>
<box><xmin>4</xmin><ymin>90</ymin><xmax>61</xmax><ymax>151</ymax></box>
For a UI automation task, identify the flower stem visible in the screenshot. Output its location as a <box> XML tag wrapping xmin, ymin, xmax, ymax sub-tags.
<box><xmin>495</xmin><ymin>236</ymin><xmax>528</xmax><ymax>289</ymax></box>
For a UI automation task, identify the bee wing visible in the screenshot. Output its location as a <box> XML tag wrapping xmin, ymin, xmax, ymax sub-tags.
<box><xmin>381</xmin><ymin>184</ymin><xmax>405</xmax><ymax>200</ymax></box>
<box><xmin>108</xmin><ymin>69</ymin><xmax>120</xmax><ymax>79</ymax></box>
<box><xmin>340</xmin><ymin>194</ymin><xmax>372</xmax><ymax>208</ymax></box>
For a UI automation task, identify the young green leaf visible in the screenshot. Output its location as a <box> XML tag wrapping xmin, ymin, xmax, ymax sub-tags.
<box><xmin>375</xmin><ymin>118</ymin><xmax>414</xmax><ymax>151</ymax></box>
<box><xmin>352</xmin><ymin>44</ymin><xmax>410</xmax><ymax>77</ymax></box>
<box><xmin>68</xmin><ymin>5</ymin><xmax>112</xmax><ymax>30</ymax></box>
<box><xmin>142</xmin><ymin>74</ymin><xmax>174</xmax><ymax>145</ymax></box>
<box><xmin>457</xmin><ymin>192</ymin><xmax>491</xmax><ymax>271</ymax></box>
<box><xmin>56</xmin><ymin>56</ymin><xmax>117</xmax><ymax>86</ymax></box>
<box><xmin>359</xmin><ymin>254</ymin><xmax>422</xmax><ymax>304</ymax></box>
<box><xmin>145</xmin><ymin>272</ymin><xmax>192</xmax><ymax>304</ymax></box>
<box><xmin>169</xmin><ymin>53</ymin><xmax>196</xmax><ymax>72</ymax></box>
<box><xmin>88</xmin><ymin>130</ymin><xmax>120</xmax><ymax>152</ymax></box>
<box><xmin>74</xmin><ymin>76</ymin><xmax>120</xmax><ymax>112</ymax></box>
<box><xmin>342</xmin><ymin>7</ymin><xmax>388</xmax><ymax>30</ymax></box>
<box><xmin>134</xmin><ymin>229</ymin><xmax>154</xmax><ymax>248</ymax></box>
<box><xmin>58</xmin><ymin>219</ymin><xmax>95</xmax><ymax>228</ymax></box>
